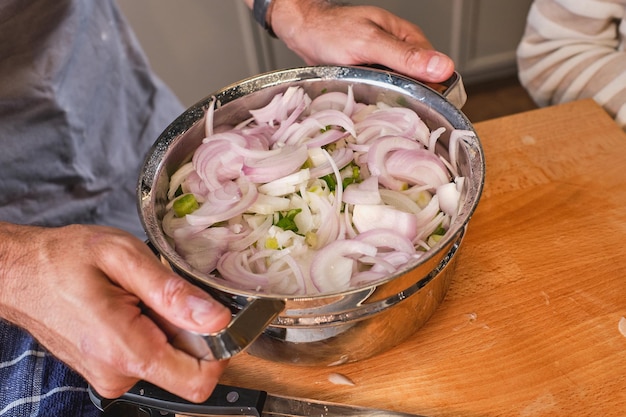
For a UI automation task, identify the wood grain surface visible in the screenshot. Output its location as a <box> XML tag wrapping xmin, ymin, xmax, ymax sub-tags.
<box><xmin>218</xmin><ymin>99</ymin><xmax>626</xmax><ymax>416</ymax></box>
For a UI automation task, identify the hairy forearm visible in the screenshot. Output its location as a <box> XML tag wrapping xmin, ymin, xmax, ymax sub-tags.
<box><xmin>0</xmin><ymin>222</ymin><xmax>41</xmax><ymax>326</ymax></box>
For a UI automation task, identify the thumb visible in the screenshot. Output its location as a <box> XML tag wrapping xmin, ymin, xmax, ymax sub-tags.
<box><xmin>142</xmin><ymin>273</ymin><xmax>232</xmax><ymax>334</ymax></box>
<box><xmin>372</xmin><ymin>37</ymin><xmax>455</xmax><ymax>83</ymax></box>
<box><xmin>101</xmin><ymin>239</ymin><xmax>232</xmax><ymax>334</ymax></box>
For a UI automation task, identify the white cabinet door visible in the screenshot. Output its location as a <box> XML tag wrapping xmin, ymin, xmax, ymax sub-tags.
<box><xmin>118</xmin><ymin>0</ymin><xmax>533</xmax><ymax>106</ymax></box>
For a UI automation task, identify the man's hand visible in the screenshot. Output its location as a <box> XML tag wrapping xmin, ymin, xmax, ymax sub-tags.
<box><xmin>0</xmin><ymin>222</ymin><xmax>232</xmax><ymax>403</ymax></box>
<box><xmin>268</xmin><ymin>0</ymin><xmax>455</xmax><ymax>83</ymax></box>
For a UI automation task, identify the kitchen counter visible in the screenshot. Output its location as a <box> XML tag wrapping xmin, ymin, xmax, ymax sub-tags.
<box><xmin>219</xmin><ymin>99</ymin><xmax>626</xmax><ymax>416</ymax></box>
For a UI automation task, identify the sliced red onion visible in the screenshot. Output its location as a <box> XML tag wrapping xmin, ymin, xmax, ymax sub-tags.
<box><xmin>356</xmin><ymin>106</ymin><xmax>430</xmax><ymax>145</ymax></box>
<box><xmin>353</xmin><ymin>228</ymin><xmax>415</xmax><ymax>254</ymax></box>
<box><xmin>448</xmin><ymin>130</ymin><xmax>475</xmax><ymax>177</ymax></box>
<box><xmin>417</xmin><ymin>212</ymin><xmax>447</xmax><ymax>244</ymax></box>
<box><xmin>185</xmin><ymin>179</ymin><xmax>258</xmax><ymax>227</ymax></box>
<box><xmin>351</xmin><ymin>270</ymin><xmax>388</xmax><ymax>286</ymax></box>
<box><xmin>249</xmin><ymin>86</ymin><xmax>311</xmax><ymax>126</ymax></box>
<box><xmin>162</xmin><ymin>210</ymin><xmax>206</xmax><ymax>239</ymax></box>
<box><xmin>309</xmin><ymin>85</ymin><xmax>356</xmax><ymax>116</ymax></box>
<box><xmin>216</xmin><ymin>249</ymin><xmax>271</xmax><ymax>289</ymax></box>
<box><xmin>270</xmin><ymin>97</ymin><xmax>309</xmax><ymax>144</ymax></box>
<box><xmin>309</xmin><ymin>91</ymin><xmax>351</xmax><ymax>113</ymax></box>
<box><xmin>266</xmin><ymin>251</ymin><xmax>306</xmax><ymax>295</ymax></box>
<box><xmin>304</xmin><ymin>128</ymin><xmax>347</xmax><ymax>149</ymax></box>
<box><xmin>275</xmin><ymin>117</ymin><xmax>325</xmax><ymax>146</ymax></box>
<box><xmin>343</xmin><ymin>206</ymin><xmax>357</xmax><ymax>239</ymax></box>
<box><xmin>359</xmin><ymin>255</ymin><xmax>398</xmax><ymax>274</ymax></box>
<box><xmin>428</xmin><ymin>127</ymin><xmax>446</xmax><ymax>152</ymax></box>
<box><xmin>308</xmin><ymin>147</ymin><xmax>354</xmax><ymax>179</ymax></box>
<box><xmin>243</xmin><ymin>144</ymin><xmax>308</xmax><ymax>183</ymax></box>
<box><xmin>385</xmin><ymin>148</ymin><xmax>450</xmax><ymax>190</ymax></box>
<box><xmin>310</xmin><ymin>109</ymin><xmax>357</xmax><ymax>137</ymax></box>
<box><xmin>193</xmin><ymin>139</ymin><xmax>246</xmax><ymax>191</ymax></box>
<box><xmin>175</xmin><ymin>227</ymin><xmax>232</xmax><ymax>273</ymax></box>
<box><xmin>322</xmin><ymin>148</ymin><xmax>344</xmax><ymax>214</ymax></box>
<box><xmin>366</xmin><ymin>136</ymin><xmax>425</xmax><ymax>190</ymax></box>
<box><xmin>182</xmin><ymin>171</ymin><xmax>209</xmax><ymax>199</ymax></box>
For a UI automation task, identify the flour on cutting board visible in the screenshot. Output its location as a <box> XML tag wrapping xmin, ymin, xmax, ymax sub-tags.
<box><xmin>521</xmin><ymin>135</ymin><xmax>537</xmax><ymax>145</ymax></box>
<box><xmin>619</xmin><ymin>317</ymin><xmax>626</xmax><ymax>337</ymax></box>
<box><xmin>328</xmin><ymin>372</ymin><xmax>355</xmax><ymax>386</ymax></box>
<box><xmin>453</xmin><ymin>312</ymin><xmax>490</xmax><ymax>331</ymax></box>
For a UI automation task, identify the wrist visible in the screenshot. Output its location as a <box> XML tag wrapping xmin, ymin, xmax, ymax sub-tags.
<box><xmin>253</xmin><ymin>0</ymin><xmax>277</xmax><ymax>38</ymax></box>
<box><xmin>0</xmin><ymin>222</ymin><xmax>37</xmax><ymax>325</ymax></box>
<box><xmin>268</xmin><ymin>0</ymin><xmax>331</xmax><ymax>46</ymax></box>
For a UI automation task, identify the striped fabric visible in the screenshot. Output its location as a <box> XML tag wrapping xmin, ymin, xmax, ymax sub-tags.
<box><xmin>517</xmin><ymin>0</ymin><xmax>626</xmax><ymax>129</ymax></box>
<box><xmin>0</xmin><ymin>320</ymin><xmax>101</xmax><ymax>417</ymax></box>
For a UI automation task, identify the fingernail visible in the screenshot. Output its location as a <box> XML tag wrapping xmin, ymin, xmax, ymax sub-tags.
<box><xmin>426</xmin><ymin>54</ymin><xmax>444</xmax><ymax>76</ymax></box>
<box><xmin>187</xmin><ymin>295</ymin><xmax>222</xmax><ymax>326</ymax></box>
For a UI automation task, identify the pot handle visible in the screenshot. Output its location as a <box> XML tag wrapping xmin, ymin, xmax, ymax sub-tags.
<box><xmin>362</xmin><ymin>65</ymin><xmax>467</xmax><ymax>109</ymax></box>
<box><xmin>152</xmin><ymin>297</ymin><xmax>286</xmax><ymax>361</ymax></box>
<box><xmin>146</xmin><ymin>242</ymin><xmax>285</xmax><ymax>361</ymax></box>
<box><xmin>436</xmin><ymin>71</ymin><xmax>468</xmax><ymax>109</ymax></box>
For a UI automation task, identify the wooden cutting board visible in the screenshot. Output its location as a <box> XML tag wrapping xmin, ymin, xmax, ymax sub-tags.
<box><xmin>219</xmin><ymin>99</ymin><xmax>626</xmax><ymax>416</ymax></box>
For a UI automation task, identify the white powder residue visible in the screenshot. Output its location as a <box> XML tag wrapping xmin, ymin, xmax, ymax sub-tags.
<box><xmin>618</xmin><ymin>317</ymin><xmax>626</xmax><ymax>337</ymax></box>
<box><xmin>328</xmin><ymin>372</ymin><xmax>355</xmax><ymax>386</ymax></box>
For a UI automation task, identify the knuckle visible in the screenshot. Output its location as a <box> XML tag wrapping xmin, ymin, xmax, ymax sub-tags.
<box><xmin>158</xmin><ymin>276</ymin><xmax>189</xmax><ymax>308</ymax></box>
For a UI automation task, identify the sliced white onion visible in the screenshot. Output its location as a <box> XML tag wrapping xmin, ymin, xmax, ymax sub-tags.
<box><xmin>354</xmin><ymin>228</ymin><xmax>416</xmax><ymax>254</ymax></box>
<box><xmin>258</xmin><ymin>169</ymin><xmax>311</xmax><ymax>197</ymax></box>
<box><xmin>168</xmin><ymin>162</ymin><xmax>195</xmax><ymax>200</ymax></box>
<box><xmin>379</xmin><ymin>189</ymin><xmax>421</xmax><ymax>215</ymax></box>
<box><xmin>352</xmin><ymin>204</ymin><xmax>418</xmax><ymax>241</ymax></box>
<box><xmin>343</xmin><ymin>176</ymin><xmax>381</xmax><ymax>205</ymax></box>
<box><xmin>246</xmin><ymin>193</ymin><xmax>291</xmax><ymax>215</ymax></box>
<box><xmin>204</xmin><ymin>97</ymin><xmax>216</xmax><ymax>138</ymax></box>
<box><xmin>436</xmin><ymin>182</ymin><xmax>461</xmax><ymax>217</ymax></box>
<box><xmin>310</xmin><ymin>239</ymin><xmax>378</xmax><ymax>293</ymax></box>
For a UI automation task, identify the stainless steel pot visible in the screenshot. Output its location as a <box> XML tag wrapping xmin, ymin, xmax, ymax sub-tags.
<box><xmin>138</xmin><ymin>66</ymin><xmax>485</xmax><ymax>366</ymax></box>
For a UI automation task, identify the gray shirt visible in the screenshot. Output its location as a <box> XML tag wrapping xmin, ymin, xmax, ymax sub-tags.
<box><xmin>0</xmin><ymin>1</ymin><xmax>186</xmax><ymax>415</ymax></box>
<box><xmin>0</xmin><ymin>0</ymin><xmax>184</xmax><ymax>237</ymax></box>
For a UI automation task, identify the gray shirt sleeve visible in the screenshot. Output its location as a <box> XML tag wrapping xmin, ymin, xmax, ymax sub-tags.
<box><xmin>0</xmin><ymin>0</ymin><xmax>185</xmax><ymax>237</ymax></box>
